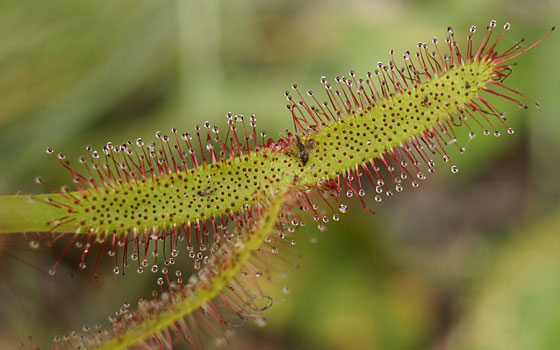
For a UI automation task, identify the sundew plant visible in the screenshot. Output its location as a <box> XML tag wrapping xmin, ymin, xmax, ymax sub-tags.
<box><xmin>0</xmin><ymin>19</ymin><xmax>554</xmax><ymax>349</ymax></box>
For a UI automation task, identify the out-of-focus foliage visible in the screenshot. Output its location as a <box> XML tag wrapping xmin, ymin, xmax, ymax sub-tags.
<box><xmin>0</xmin><ymin>0</ymin><xmax>558</xmax><ymax>349</ymax></box>
<box><xmin>449</xmin><ymin>208</ymin><xmax>560</xmax><ymax>350</ymax></box>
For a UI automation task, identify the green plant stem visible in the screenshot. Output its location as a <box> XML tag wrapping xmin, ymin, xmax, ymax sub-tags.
<box><xmin>0</xmin><ymin>59</ymin><xmax>496</xmax><ymax>238</ymax></box>
<box><xmin>0</xmin><ymin>194</ymin><xmax>63</xmax><ymax>233</ymax></box>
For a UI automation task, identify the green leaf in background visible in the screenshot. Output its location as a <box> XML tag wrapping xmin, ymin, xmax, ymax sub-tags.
<box><xmin>449</xmin><ymin>207</ymin><xmax>560</xmax><ymax>350</ymax></box>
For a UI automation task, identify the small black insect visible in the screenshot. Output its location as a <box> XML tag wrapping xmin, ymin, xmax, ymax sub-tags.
<box><xmin>465</xmin><ymin>81</ymin><xmax>471</xmax><ymax>89</ymax></box>
<box><xmin>197</xmin><ymin>187</ymin><xmax>216</xmax><ymax>196</ymax></box>
<box><xmin>293</xmin><ymin>135</ymin><xmax>315</xmax><ymax>166</ymax></box>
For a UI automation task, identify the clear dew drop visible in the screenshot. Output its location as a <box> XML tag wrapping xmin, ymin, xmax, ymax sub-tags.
<box><xmin>317</xmin><ymin>223</ymin><xmax>327</xmax><ymax>232</ymax></box>
<box><xmin>332</xmin><ymin>214</ymin><xmax>340</xmax><ymax>221</ymax></box>
<box><xmin>254</xmin><ymin>317</ymin><xmax>267</xmax><ymax>328</ymax></box>
<box><xmin>29</xmin><ymin>240</ymin><xmax>40</xmax><ymax>249</ymax></box>
<box><xmin>171</xmin><ymin>249</ymin><xmax>178</xmax><ymax>258</ymax></box>
<box><xmin>375</xmin><ymin>195</ymin><xmax>382</xmax><ymax>202</ymax></box>
<box><xmin>483</xmin><ymin>129</ymin><xmax>490</xmax><ymax>136</ymax></box>
<box><xmin>375</xmin><ymin>185</ymin><xmax>383</xmax><ymax>193</ymax></box>
<box><xmin>113</xmin><ymin>266</ymin><xmax>119</xmax><ymax>275</ymax></box>
<box><xmin>48</xmin><ymin>268</ymin><xmax>56</xmax><ymax>276</ymax></box>
<box><xmin>157</xmin><ymin>277</ymin><xmax>164</xmax><ymax>286</ymax></box>
<box><xmin>346</xmin><ymin>190</ymin><xmax>353</xmax><ymax>198</ymax></box>
<box><xmin>494</xmin><ymin>130</ymin><xmax>501</xmax><ymax>137</ymax></box>
<box><xmin>396</xmin><ymin>184</ymin><xmax>403</xmax><ymax>192</ymax></box>
<box><xmin>507</xmin><ymin>128</ymin><xmax>515</xmax><ymax>135</ymax></box>
<box><xmin>151</xmin><ymin>265</ymin><xmax>158</xmax><ymax>273</ymax></box>
<box><xmin>358</xmin><ymin>189</ymin><xmax>366</xmax><ymax>196</ymax></box>
<box><xmin>282</xmin><ymin>286</ymin><xmax>291</xmax><ymax>294</ymax></box>
<box><xmin>338</xmin><ymin>204</ymin><xmax>348</xmax><ymax>213</ymax></box>
<box><xmin>451</xmin><ymin>165</ymin><xmax>459</xmax><ymax>173</ymax></box>
<box><xmin>322</xmin><ymin>216</ymin><xmax>329</xmax><ymax>223</ymax></box>
<box><xmin>469</xmin><ymin>131</ymin><xmax>476</xmax><ymax>139</ymax></box>
<box><xmin>137</xmin><ymin>266</ymin><xmax>144</xmax><ymax>274</ymax></box>
<box><xmin>78</xmin><ymin>261</ymin><xmax>87</xmax><ymax>270</ymax></box>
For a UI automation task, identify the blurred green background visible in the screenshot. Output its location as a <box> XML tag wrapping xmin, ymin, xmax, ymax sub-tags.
<box><xmin>0</xmin><ymin>0</ymin><xmax>559</xmax><ymax>349</ymax></box>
